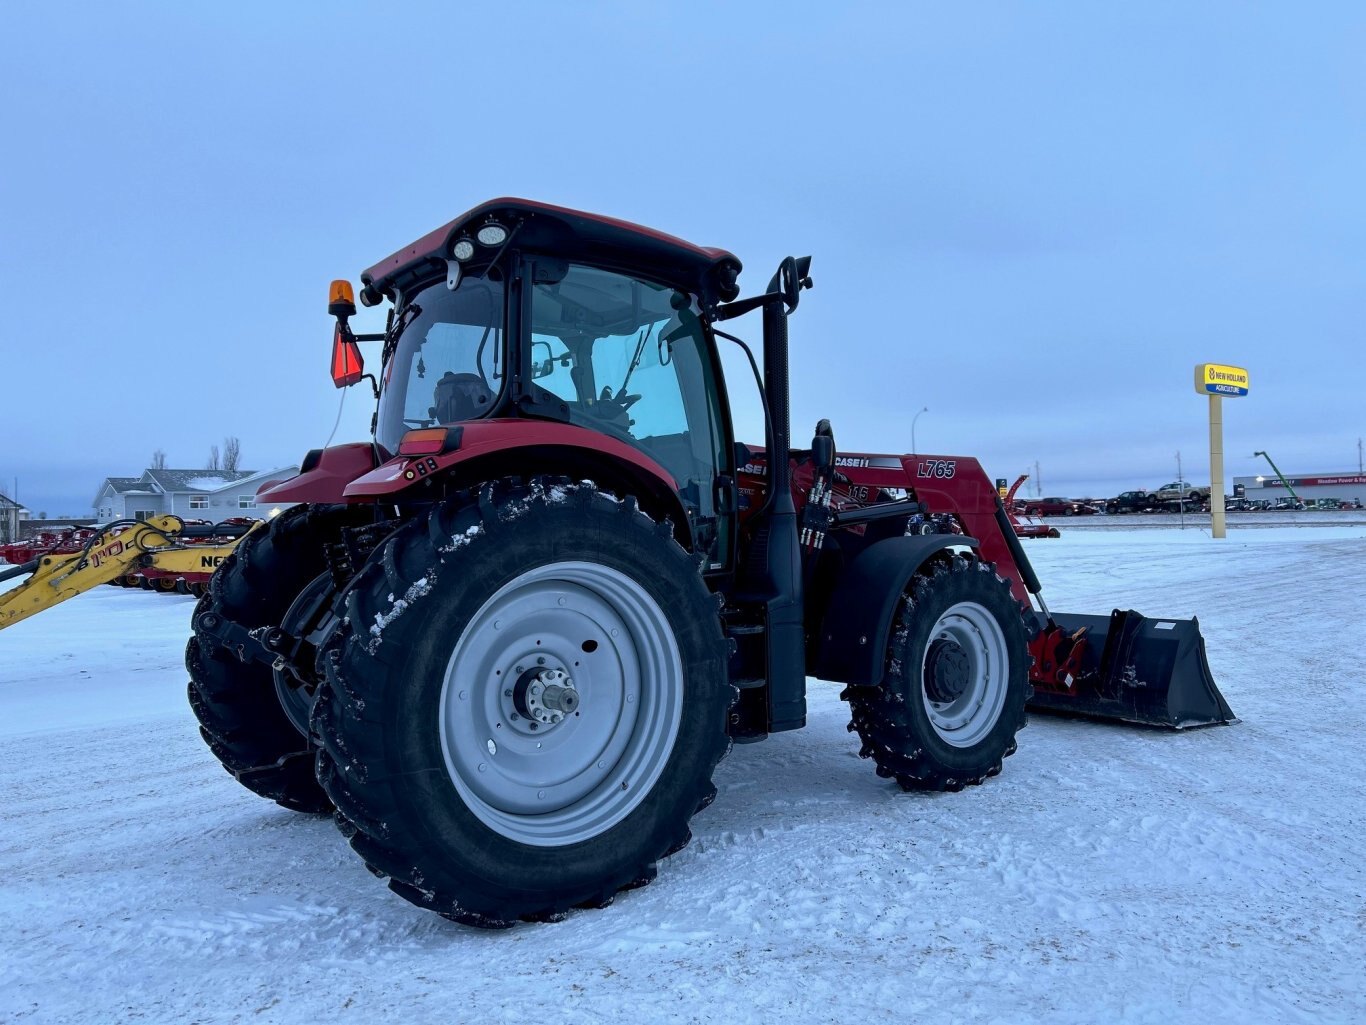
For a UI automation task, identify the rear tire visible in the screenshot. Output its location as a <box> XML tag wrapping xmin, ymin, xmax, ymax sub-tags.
<box><xmin>843</xmin><ymin>555</ymin><xmax>1030</xmax><ymax>791</ymax></box>
<box><xmin>312</xmin><ymin>479</ymin><xmax>730</xmax><ymax>927</ymax></box>
<box><xmin>186</xmin><ymin>504</ymin><xmax>344</xmax><ymax>813</ymax></box>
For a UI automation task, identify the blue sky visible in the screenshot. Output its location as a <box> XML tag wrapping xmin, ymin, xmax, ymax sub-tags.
<box><xmin>2</xmin><ymin>3</ymin><xmax>1363</xmax><ymax>514</ymax></box>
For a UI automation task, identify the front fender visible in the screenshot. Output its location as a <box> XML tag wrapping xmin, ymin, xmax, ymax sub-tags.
<box><xmin>811</xmin><ymin>534</ymin><xmax>978</xmax><ymax>686</ymax></box>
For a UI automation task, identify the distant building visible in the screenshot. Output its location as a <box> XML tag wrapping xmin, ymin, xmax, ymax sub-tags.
<box><xmin>0</xmin><ymin>492</ymin><xmax>28</xmax><ymax>544</ymax></box>
<box><xmin>1233</xmin><ymin>470</ymin><xmax>1366</xmax><ymax>507</ymax></box>
<box><xmin>92</xmin><ymin>467</ymin><xmax>300</xmax><ymax>522</ymax></box>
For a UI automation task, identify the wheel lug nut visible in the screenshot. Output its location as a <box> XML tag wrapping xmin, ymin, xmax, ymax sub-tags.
<box><xmin>510</xmin><ymin>712</ymin><xmax>519</xmax><ymax>720</ymax></box>
<box><xmin>537</xmin><ymin>656</ymin><xmax>546</xmax><ymax>665</ymax></box>
<box><xmin>529</xmin><ymin>722</ymin><xmax>539</xmax><ymax>731</ymax></box>
<box><xmin>503</xmin><ymin>689</ymin><xmax>512</xmax><ymax>698</ymax></box>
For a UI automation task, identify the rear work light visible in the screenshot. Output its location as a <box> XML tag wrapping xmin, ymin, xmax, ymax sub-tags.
<box><xmin>398</xmin><ymin>427</ymin><xmax>463</xmax><ymax>457</ymax></box>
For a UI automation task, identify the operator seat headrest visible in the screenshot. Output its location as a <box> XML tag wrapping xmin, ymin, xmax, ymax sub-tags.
<box><xmin>430</xmin><ymin>371</ymin><xmax>493</xmax><ymax>424</ymax></box>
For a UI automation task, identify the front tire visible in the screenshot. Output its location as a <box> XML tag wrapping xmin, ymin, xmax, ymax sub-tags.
<box><xmin>843</xmin><ymin>555</ymin><xmax>1030</xmax><ymax>791</ymax></box>
<box><xmin>312</xmin><ymin>479</ymin><xmax>730</xmax><ymax>927</ymax></box>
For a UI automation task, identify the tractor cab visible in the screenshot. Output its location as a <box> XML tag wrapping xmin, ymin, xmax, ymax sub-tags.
<box><xmin>328</xmin><ymin>198</ymin><xmax>747</xmax><ymax>566</ymax></box>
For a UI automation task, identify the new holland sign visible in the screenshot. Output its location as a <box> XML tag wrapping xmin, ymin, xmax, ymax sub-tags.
<box><xmin>1195</xmin><ymin>361</ymin><xmax>1249</xmax><ymax>539</ymax></box>
<box><xmin>1195</xmin><ymin>363</ymin><xmax>1250</xmax><ymax>397</ymax></box>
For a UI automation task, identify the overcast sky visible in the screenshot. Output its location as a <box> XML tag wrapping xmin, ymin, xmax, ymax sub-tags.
<box><xmin>3</xmin><ymin>3</ymin><xmax>1364</xmax><ymax>515</ymax></box>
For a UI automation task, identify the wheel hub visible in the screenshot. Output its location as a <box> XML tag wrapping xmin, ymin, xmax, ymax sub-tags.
<box><xmin>511</xmin><ymin>666</ymin><xmax>580</xmax><ymax>726</ymax></box>
<box><xmin>924</xmin><ymin>637</ymin><xmax>971</xmax><ymax>703</ymax></box>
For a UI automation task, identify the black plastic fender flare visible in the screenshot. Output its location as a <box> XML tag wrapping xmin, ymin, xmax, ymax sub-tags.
<box><xmin>811</xmin><ymin>535</ymin><xmax>979</xmax><ymax>686</ymax></box>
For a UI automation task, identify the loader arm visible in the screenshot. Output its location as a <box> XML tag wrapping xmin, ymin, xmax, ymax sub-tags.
<box><xmin>0</xmin><ymin>515</ymin><xmax>258</xmax><ymax>631</ymax></box>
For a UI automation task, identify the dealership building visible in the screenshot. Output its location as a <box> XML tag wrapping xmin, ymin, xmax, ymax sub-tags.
<box><xmin>1232</xmin><ymin>470</ymin><xmax>1366</xmax><ymax>506</ymax></box>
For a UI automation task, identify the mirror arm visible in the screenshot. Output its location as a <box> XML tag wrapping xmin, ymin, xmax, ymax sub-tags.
<box><xmin>709</xmin><ymin>290</ymin><xmax>780</xmax><ymax>323</ymax></box>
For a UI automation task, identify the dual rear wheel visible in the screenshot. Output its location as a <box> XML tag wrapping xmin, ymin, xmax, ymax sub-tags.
<box><xmin>310</xmin><ymin>480</ymin><xmax>731</xmax><ymax>926</ymax></box>
<box><xmin>186</xmin><ymin>505</ymin><xmax>340</xmax><ymax>813</ymax></box>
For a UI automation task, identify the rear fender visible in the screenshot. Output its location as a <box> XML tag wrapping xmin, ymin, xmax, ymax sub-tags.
<box><xmin>257</xmin><ymin>443</ymin><xmax>380</xmax><ymax>504</ymax></box>
<box><xmin>812</xmin><ymin>535</ymin><xmax>978</xmax><ymax>686</ymax></box>
<box><xmin>344</xmin><ymin>420</ymin><xmax>691</xmax><ymax>547</ymax></box>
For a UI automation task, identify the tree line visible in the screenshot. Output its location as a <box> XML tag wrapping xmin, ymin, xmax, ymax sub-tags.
<box><xmin>149</xmin><ymin>437</ymin><xmax>243</xmax><ymax>472</ymax></box>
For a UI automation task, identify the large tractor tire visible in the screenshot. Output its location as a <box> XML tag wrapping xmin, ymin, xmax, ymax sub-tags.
<box><xmin>186</xmin><ymin>504</ymin><xmax>343</xmax><ymax>814</ymax></box>
<box><xmin>312</xmin><ymin>479</ymin><xmax>730</xmax><ymax>927</ymax></box>
<box><xmin>842</xmin><ymin>554</ymin><xmax>1031</xmax><ymax>792</ymax></box>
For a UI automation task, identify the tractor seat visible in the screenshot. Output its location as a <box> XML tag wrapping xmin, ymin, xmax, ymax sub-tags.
<box><xmin>430</xmin><ymin>371</ymin><xmax>493</xmax><ymax>424</ymax></box>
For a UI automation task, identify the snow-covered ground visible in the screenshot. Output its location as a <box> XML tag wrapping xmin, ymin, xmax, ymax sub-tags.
<box><xmin>2</xmin><ymin>524</ymin><xmax>1364</xmax><ymax>1024</ymax></box>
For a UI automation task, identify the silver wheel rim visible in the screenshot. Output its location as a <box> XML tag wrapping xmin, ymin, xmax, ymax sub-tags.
<box><xmin>439</xmin><ymin>560</ymin><xmax>684</xmax><ymax>847</ymax></box>
<box><xmin>920</xmin><ymin>600</ymin><xmax>1009</xmax><ymax>748</ymax></box>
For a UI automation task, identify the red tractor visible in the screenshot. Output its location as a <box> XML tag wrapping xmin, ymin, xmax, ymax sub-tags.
<box><xmin>187</xmin><ymin>199</ymin><xmax>1233</xmax><ymax>927</ymax></box>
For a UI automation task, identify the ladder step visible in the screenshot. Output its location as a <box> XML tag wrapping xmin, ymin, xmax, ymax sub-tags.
<box><xmin>734</xmin><ymin>677</ymin><xmax>766</xmax><ymax>690</ymax></box>
<box><xmin>725</xmin><ymin>624</ymin><xmax>765</xmax><ymax>636</ymax></box>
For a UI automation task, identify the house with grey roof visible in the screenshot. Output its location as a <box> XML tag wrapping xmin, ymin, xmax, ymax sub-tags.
<box><xmin>92</xmin><ymin>466</ymin><xmax>300</xmax><ymax>522</ymax></box>
<box><xmin>0</xmin><ymin>491</ymin><xmax>28</xmax><ymax>544</ymax></box>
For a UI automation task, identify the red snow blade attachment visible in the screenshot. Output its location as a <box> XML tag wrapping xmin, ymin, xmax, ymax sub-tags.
<box><xmin>1027</xmin><ymin>610</ymin><xmax>1236</xmax><ymax>729</ymax></box>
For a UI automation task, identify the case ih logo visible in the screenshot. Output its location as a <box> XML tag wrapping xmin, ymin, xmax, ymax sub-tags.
<box><xmin>90</xmin><ymin>540</ymin><xmax>124</xmax><ymax>568</ymax></box>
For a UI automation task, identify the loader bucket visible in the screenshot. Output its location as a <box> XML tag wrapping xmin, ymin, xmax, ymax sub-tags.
<box><xmin>1027</xmin><ymin>609</ymin><xmax>1236</xmax><ymax>729</ymax></box>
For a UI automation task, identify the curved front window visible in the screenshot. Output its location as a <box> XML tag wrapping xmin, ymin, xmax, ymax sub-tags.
<box><xmin>376</xmin><ymin>278</ymin><xmax>505</xmax><ymax>453</ymax></box>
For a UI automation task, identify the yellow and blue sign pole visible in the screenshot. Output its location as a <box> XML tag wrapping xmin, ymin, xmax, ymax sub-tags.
<box><xmin>1194</xmin><ymin>363</ymin><xmax>1250</xmax><ymax>538</ymax></box>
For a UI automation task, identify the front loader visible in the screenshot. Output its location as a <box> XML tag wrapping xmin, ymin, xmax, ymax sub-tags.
<box><xmin>97</xmin><ymin>199</ymin><xmax>1229</xmax><ymax>926</ymax></box>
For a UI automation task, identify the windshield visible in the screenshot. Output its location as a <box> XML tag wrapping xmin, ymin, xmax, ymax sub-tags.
<box><xmin>375</xmin><ymin>278</ymin><xmax>505</xmax><ymax>453</ymax></box>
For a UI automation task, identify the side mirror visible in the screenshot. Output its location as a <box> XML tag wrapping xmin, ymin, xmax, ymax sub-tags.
<box><xmin>328</xmin><ymin>279</ymin><xmax>364</xmax><ymax>388</ymax></box>
<box><xmin>530</xmin><ymin>340</ymin><xmax>556</xmax><ymax>380</ymax></box>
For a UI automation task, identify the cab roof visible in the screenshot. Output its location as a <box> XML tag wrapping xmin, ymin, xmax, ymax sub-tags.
<box><xmin>361</xmin><ymin>197</ymin><xmax>742</xmax><ymax>304</ymax></box>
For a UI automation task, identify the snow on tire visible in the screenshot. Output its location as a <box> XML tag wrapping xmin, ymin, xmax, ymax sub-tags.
<box><xmin>311</xmin><ymin>478</ymin><xmax>730</xmax><ymax>927</ymax></box>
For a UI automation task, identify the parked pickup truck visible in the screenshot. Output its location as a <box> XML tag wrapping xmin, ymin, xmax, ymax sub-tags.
<box><xmin>1106</xmin><ymin>490</ymin><xmax>1156</xmax><ymax>513</ymax></box>
<box><xmin>1153</xmin><ymin>480</ymin><xmax>1210</xmax><ymax>507</ymax></box>
<box><xmin>1018</xmin><ymin>496</ymin><xmax>1090</xmax><ymax>516</ymax></box>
